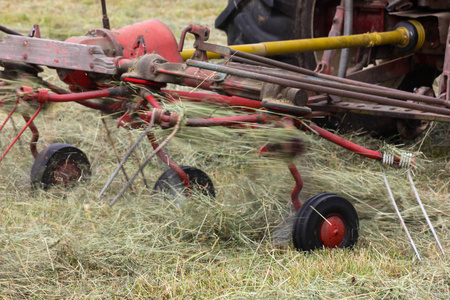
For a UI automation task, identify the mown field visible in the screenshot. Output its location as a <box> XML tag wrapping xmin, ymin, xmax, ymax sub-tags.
<box><xmin>0</xmin><ymin>0</ymin><xmax>449</xmax><ymax>298</ymax></box>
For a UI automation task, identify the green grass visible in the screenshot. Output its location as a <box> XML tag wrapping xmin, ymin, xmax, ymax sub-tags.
<box><xmin>1</xmin><ymin>0</ymin><xmax>449</xmax><ymax>298</ymax></box>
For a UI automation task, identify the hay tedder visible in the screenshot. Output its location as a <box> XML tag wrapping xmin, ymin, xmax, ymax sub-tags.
<box><xmin>0</xmin><ymin>0</ymin><xmax>448</xmax><ymax>255</ymax></box>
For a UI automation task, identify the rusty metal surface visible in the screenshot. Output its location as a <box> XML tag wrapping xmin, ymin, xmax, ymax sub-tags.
<box><xmin>346</xmin><ymin>55</ymin><xmax>414</xmax><ymax>84</ymax></box>
<box><xmin>0</xmin><ymin>35</ymin><xmax>116</xmax><ymax>74</ymax></box>
<box><xmin>307</xmin><ymin>100</ymin><xmax>450</xmax><ymax>123</ymax></box>
<box><xmin>438</xmin><ymin>24</ymin><xmax>450</xmax><ymax>101</ymax></box>
<box><xmin>187</xmin><ymin>59</ymin><xmax>450</xmax><ymax>117</ymax></box>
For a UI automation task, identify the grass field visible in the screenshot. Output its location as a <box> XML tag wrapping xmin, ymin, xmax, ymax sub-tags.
<box><xmin>1</xmin><ymin>0</ymin><xmax>449</xmax><ymax>298</ymax></box>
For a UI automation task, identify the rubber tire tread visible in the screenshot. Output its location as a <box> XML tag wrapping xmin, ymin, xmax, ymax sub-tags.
<box><xmin>153</xmin><ymin>166</ymin><xmax>215</xmax><ymax>197</ymax></box>
<box><xmin>293</xmin><ymin>193</ymin><xmax>359</xmax><ymax>251</ymax></box>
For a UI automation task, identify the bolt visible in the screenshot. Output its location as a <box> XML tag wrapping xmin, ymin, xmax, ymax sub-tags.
<box><xmin>23</xmin><ymin>40</ymin><xmax>29</xmax><ymax>46</ymax></box>
<box><xmin>23</xmin><ymin>54</ymin><xmax>28</xmax><ymax>60</ymax></box>
<box><xmin>90</xmin><ymin>63</ymin><xmax>94</xmax><ymax>69</ymax></box>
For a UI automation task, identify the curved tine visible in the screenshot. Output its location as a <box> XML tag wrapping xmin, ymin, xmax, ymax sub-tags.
<box><xmin>98</xmin><ymin>112</ymin><xmax>156</xmax><ymax>198</ymax></box>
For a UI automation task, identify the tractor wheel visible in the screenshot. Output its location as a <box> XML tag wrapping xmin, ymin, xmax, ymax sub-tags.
<box><xmin>215</xmin><ymin>0</ymin><xmax>339</xmax><ymax>69</ymax></box>
<box><xmin>153</xmin><ymin>166</ymin><xmax>215</xmax><ymax>199</ymax></box>
<box><xmin>30</xmin><ymin>143</ymin><xmax>91</xmax><ymax>189</ymax></box>
<box><xmin>293</xmin><ymin>193</ymin><xmax>359</xmax><ymax>251</ymax></box>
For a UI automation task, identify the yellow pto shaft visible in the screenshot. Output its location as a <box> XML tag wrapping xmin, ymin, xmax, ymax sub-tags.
<box><xmin>180</xmin><ymin>20</ymin><xmax>424</xmax><ymax>61</ymax></box>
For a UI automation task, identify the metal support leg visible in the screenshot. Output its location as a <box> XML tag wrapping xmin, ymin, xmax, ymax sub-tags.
<box><xmin>287</xmin><ymin>162</ymin><xmax>303</xmax><ymax>212</ymax></box>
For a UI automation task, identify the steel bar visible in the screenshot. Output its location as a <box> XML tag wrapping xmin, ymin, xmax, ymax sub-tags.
<box><xmin>227</xmin><ymin>61</ymin><xmax>450</xmax><ymax>108</ymax></box>
<box><xmin>287</xmin><ymin>162</ymin><xmax>303</xmax><ymax>212</ymax></box>
<box><xmin>98</xmin><ymin>113</ymin><xmax>155</xmax><ymax>199</ymax></box>
<box><xmin>0</xmin><ymin>99</ymin><xmax>18</xmax><ymax>131</ymax></box>
<box><xmin>230</xmin><ymin>49</ymin><xmax>408</xmax><ymax>93</ymax></box>
<box><xmin>142</xmin><ymin>91</ymin><xmax>162</xmax><ymax>109</ymax></box>
<box><xmin>187</xmin><ymin>59</ymin><xmax>450</xmax><ymax>117</ymax></box>
<box><xmin>186</xmin><ymin>114</ymin><xmax>270</xmax><ymax>127</ymax></box>
<box><xmin>0</xmin><ymin>103</ymin><xmax>42</xmax><ymax>163</ymax></box>
<box><xmin>101</xmin><ymin>118</ymin><xmax>134</xmax><ymax>192</ymax></box>
<box><xmin>162</xmin><ymin>89</ymin><xmax>263</xmax><ymax>110</ymax></box>
<box><xmin>382</xmin><ymin>168</ymin><xmax>421</xmax><ymax>261</ymax></box>
<box><xmin>338</xmin><ymin>0</ymin><xmax>353</xmax><ymax>77</ymax></box>
<box><xmin>307</xmin><ymin>100</ymin><xmax>450</xmax><ymax>123</ymax></box>
<box><xmin>407</xmin><ymin>169</ymin><xmax>445</xmax><ymax>256</ymax></box>
<box><xmin>110</xmin><ymin>116</ymin><xmax>182</xmax><ymax>206</ymax></box>
<box><xmin>46</xmin><ymin>86</ymin><xmax>128</xmax><ymax>102</ymax></box>
<box><xmin>127</xmin><ymin>131</ymin><xmax>149</xmax><ymax>189</ymax></box>
<box><xmin>146</xmin><ymin>131</ymin><xmax>190</xmax><ymax>188</ymax></box>
<box><xmin>23</xmin><ymin>115</ymin><xmax>39</xmax><ymax>158</ymax></box>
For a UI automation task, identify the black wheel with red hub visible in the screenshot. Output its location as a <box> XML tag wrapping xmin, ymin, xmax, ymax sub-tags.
<box><xmin>30</xmin><ymin>143</ymin><xmax>91</xmax><ymax>189</ymax></box>
<box><xmin>153</xmin><ymin>166</ymin><xmax>215</xmax><ymax>198</ymax></box>
<box><xmin>293</xmin><ymin>193</ymin><xmax>358</xmax><ymax>251</ymax></box>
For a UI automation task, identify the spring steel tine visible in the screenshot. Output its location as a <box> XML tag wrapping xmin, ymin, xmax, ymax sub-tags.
<box><xmin>382</xmin><ymin>168</ymin><xmax>421</xmax><ymax>261</ymax></box>
<box><xmin>0</xmin><ymin>99</ymin><xmax>19</xmax><ymax>131</ymax></box>
<box><xmin>109</xmin><ymin>116</ymin><xmax>181</xmax><ymax>206</ymax></box>
<box><xmin>97</xmin><ymin>112</ymin><xmax>155</xmax><ymax>198</ymax></box>
<box><xmin>407</xmin><ymin>169</ymin><xmax>445</xmax><ymax>256</ymax></box>
<box><xmin>0</xmin><ymin>104</ymin><xmax>42</xmax><ymax>164</ymax></box>
<box><xmin>101</xmin><ymin>118</ymin><xmax>134</xmax><ymax>192</ymax></box>
<box><xmin>127</xmin><ymin>131</ymin><xmax>150</xmax><ymax>189</ymax></box>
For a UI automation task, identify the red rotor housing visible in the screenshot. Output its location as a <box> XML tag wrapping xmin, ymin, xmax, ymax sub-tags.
<box><xmin>60</xmin><ymin>19</ymin><xmax>183</xmax><ymax>91</ymax></box>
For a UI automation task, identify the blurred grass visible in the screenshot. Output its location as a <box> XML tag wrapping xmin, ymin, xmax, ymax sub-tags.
<box><xmin>1</xmin><ymin>0</ymin><xmax>449</xmax><ymax>298</ymax></box>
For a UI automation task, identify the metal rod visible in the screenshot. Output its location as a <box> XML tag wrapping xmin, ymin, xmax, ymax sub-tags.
<box><xmin>0</xmin><ymin>103</ymin><xmax>42</xmax><ymax>163</ymax></box>
<box><xmin>227</xmin><ymin>61</ymin><xmax>449</xmax><ymax>108</ymax></box>
<box><xmin>109</xmin><ymin>116</ymin><xmax>181</xmax><ymax>206</ymax></box>
<box><xmin>101</xmin><ymin>117</ymin><xmax>134</xmax><ymax>192</ymax></box>
<box><xmin>338</xmin><ymin>0</ymin><xmax>353</xmax><ymax>77</ymax></box>
<box><xmin>127</xmin><ymin>131</ymin><xmax>149</xmax><ymax>189</ymax></box>
<box><xmin>0</xmin><ymin>99</ymin><xmax>19</xmax><ymax>131</ymax></box>
<box><xmin>98</xmin><ymin>112</ymin><xmax>155</xmax><ymax>198</ymax></box>
<box><xmin>407</xmin><ymin>169</ymin><xmax>445</xmax><ymax>256</ymax></box>
<box><xmin>230</xmin><ymin>48</ymin><xmax>408</xmax><ymax>94</ymax></box>
<box><xmin>287</xmin><ymin>162</ymin><xmax>303</xmax><ymax>212</ymax></box>
<box><xmin>187</xmin><ymin>59</ymin><xmax>450</xmax><ymax>116</ymax></box>
<box><xmin>100</xmin><ymin>0</ymin><xmax>110</xmax><ymax>30</ymax></box>
<box><xmin>0</xmin><ymin>25</ymin><xmax>22</xmax><ymax>36</ymax></box>
<box><xmin>382</xmin><ymin>168</ymin><xmax>421</xmax><ymax>261</ymax></box>
<box><xmin>23</xmin><ymin>115</ymin><xmax>39</xmax><ymax>158</ymax></box>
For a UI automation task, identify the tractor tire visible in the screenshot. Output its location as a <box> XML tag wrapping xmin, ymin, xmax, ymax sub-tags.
<box><xmin>215</xmin><ymin>1</ymin><xmax>439</xmax><ymax>139</ymax></box>
<box><xmin>215</xmin><ymin>0</ymin><xmax>339</xmax><ymax>69</ymax></box>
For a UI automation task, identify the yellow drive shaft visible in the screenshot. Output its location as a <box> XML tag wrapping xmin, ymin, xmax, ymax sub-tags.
<box><xmin>180</xmin><ymin>20</ymin><xmax>424</xmax><ymax>61</ymax></box>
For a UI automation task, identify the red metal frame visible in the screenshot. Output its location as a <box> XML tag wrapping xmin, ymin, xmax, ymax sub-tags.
<box><xmin>1</xmin><ymin>4</ymin><xmax>448</xmax><ymax>213</ymax></box>
<box><xmin>0</xmin><ymin>103</ymin><xmax>42</xmax><ymax>164</ymax></box>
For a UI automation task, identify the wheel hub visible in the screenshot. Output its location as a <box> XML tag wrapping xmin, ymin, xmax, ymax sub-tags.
<box><xmin>54</xmin><ymin>162</ymin><xmax>81</xmax><ymax>186</ymax></box>
<box><xmin>319</xmin><ymin>214</ymin><xmax>346</xmax><ymax>248</ymax></box>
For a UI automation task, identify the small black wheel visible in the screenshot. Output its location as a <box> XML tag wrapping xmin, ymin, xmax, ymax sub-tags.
<box><xmin>153</xmin><ymin>166</ymin><xmax>215</xmax><ymax>197</ymax></box>
<box><xmin>293</xmin><ymin>193</ymin><xmax>359</xmax><ymax>251</ymax></box>
<box><xmin>30</xmin><ymin>143</ymin><xmax>91</xmax><ymax>189</ymax></box>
